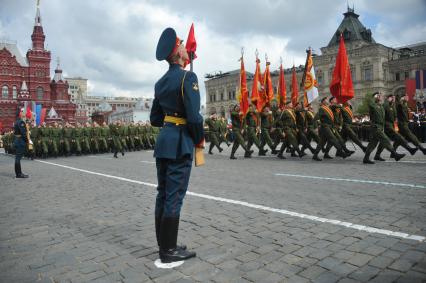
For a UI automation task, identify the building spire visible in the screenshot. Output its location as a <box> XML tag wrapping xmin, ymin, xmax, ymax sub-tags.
<box><xmin>35</xmin><ymin>0</ymin><xmax>42</xmax><ymax>26</ymax></box>
<box><xmin>53</xmin><ymin>57</ymin><xmax>64</xmax><ymax>82</ymax></box>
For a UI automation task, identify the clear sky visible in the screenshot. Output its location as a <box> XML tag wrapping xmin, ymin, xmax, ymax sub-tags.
<box><xmin>1</xmin><ymin>0</ymin><xmax>425</xmax><ymax>104</ymax></box>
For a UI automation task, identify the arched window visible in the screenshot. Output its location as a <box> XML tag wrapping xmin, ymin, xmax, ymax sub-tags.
<box><xmin>37</xmin><ymin>86</ymin><xmax>44</xmax><ymax>100</ymax></box>
<box><xmin>2</xmin><ymin>85</ymin><xmax>8</xmax><ymax>99</ymax></box>
<box><xmin>12</xmin><ymin>86</ymin><xmax>17</xmax><ymax>99</ymax></box>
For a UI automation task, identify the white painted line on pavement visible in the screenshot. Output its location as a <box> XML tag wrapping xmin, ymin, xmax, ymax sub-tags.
<box><xmin>385</xmin><ymin>160</ymin><xmax>426</xmax><ymax>164</ymax></box>
<box><xmin>35</xmin><ymin>160</ymin><xmax>426</xmax><ymax>242</ymax></box>
<box><xmin>88</xmin><ymin>155</ymin><xmax>114</xmax><ymax>160</ymax></box>
<box><xmin>275</xmin><ymin>173</ymin><xmax>426</xmax><ymax>189</ymax></box>
<box><xmin>139</xmin><ymin>161</ymin><xmax>156</xmax><ymax>164</ymax></box>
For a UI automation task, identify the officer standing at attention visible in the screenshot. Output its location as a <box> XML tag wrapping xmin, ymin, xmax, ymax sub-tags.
<box><xmin>14</xmin><ymin>108</ymin><xmax>29</xmax><ymax>178</ymax></box>
<box><xmin>151</xmin><ymin>27</ymin><xmax>204</xmax><ymax>264</ymax></box>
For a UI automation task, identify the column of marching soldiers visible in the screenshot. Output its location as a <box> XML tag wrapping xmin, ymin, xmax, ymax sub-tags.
<box><xmin>206</xmin><ymin>93</ymin><xmax>426</xmax><ymax>163</ymax></box>
<box><xmin>2</xmin><ymin>120</ymin><xmax>159</xmax><ymax>159</ymax></box>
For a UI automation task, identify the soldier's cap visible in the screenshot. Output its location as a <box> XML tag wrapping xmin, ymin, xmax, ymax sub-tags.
<box><xmin>156</xmin><ymin>27</ymin><xmax>183</xmax><ymax>61</ymax></box>
<box><xmin>320</xmin><ymin>96</ymin><xmax>328</xmax><ymax>103</ymax></box>
<box><xmin>372</xmin><ymin>92</ymin><xmax>380</xmax><ymax>98</ymax></box>
<box><xmin>329</xmin><ymin>96</ymin><xmax>336</xmax><ymax>103</ymax></box>
<box><xmin>285</xmin><ymin>100</ymin><xmax>292</xmax><ymax>105</ymax></box>
<box><xmin>386</xmin><ymin>94</ymin><xmax>395</xmax><ymax>98</ymax></box>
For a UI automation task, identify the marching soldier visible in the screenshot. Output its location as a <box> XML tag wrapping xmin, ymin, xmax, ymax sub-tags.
<box><xmin>100</xmin><ymin>122</ymin><xmax>110</xmax><ymax>153</ymax></box>
<box><xmin>229</xmin><ymin>104</ymin><xmax>252</xmax><ymax>159</ymax></box>
<box><xmin>91</xmin><ymin>122</ymin><xmax>101</xmax><ymax>154</ymax></box>
<box><xmin>63</xmin><ymin>122</ymin><xmax>73</xmax><ymax>156</ymax></box>
<box><xmin>396</xmin><ymin>94</ymin><xmax>426</xmax><ymax>155</ymax></box>
<box><xmin>317</xmin><ymin>97</ymin><xmax>348</xmax><ymax>159</ymax></box>
<box><xmin>151</xmin><ymin>27</ymin><xmax>204</xmax><ymax>263</ymax></box>
<box><xmin>259</xmin><ymin>106</ymin><xmax>278</xmax><ymax>154</ymax></box>
<box><xmin>205</xmin><ymin>113</ymin><xmax>223</xmax><ymax>154</ymax></box>
<box><xmin>374</xmin><ymin>94</ymin><xmax>417</xmax><ymax>160</ymax></box>
<box><xmin>277</xmin><ymin>101</ymin><xmax>303</xmax><ymax>159</ymax></box>
<box><xmin>39</xmin><ymin>122</ymin><xmax>49</xmax><ymax>158</ymax></box>
<box><xmin>72</xmin><ymin>123</ymin><xmax>83</xmax><ymax>156</ymax></box>
<box><xmin>295</xmin><ymin>102</ymin><xmax>321</xmax><ymax>160</ymax></box>
<box><xmin>110</xmin><ymin>121</ymin><xmax>124</xmax><ymax>158</ymax></box>
<box><xmin>218</xmin><ymin>117</ymin><xmax>230</xmax><ymax>148</ymax></box>
<box><xmin>363</xmin><ymin>92</ymin><xmax>406</xmax><ymax>164</ymax></box>
<box><xmin>246</xmin><ymin>104</ymin><xmax>267</xmax><ymax>156</ymax></box>
<box><xmin>341</xmin><ymin>101</ymin><xmax>367</xmax><ymax>152</ymax></box>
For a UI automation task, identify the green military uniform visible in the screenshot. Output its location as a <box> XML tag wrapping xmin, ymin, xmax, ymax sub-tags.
<box><xmin>363</xmin><ymin>94</ymin><xmax>404</xmax><ymax>163</ymax></box>
<box><xmin>100</xmin><ymin>125</ymin><xmax>110</xmax><ymax>152</ymax></box>
<box><xmin>72</xmin><ymin>126</ymin><xmax>82</xmax><ymax>155</ymax></box>
<box><xmin>259</xmin><ymin>110</ymin><xmax>276</xmax><ymax>153</ymax></box>
<box><xmin>81</xmin><ymin>126</ymin><xmax>91</xmax><ymax>154</ymax></box>
<box><xmin>323</xmin><ymin>104</ymin><xmax>353</xmax><ymax>158</ymax></box>
<box><xmin>230</xmin><ymin>110</ymin><xmax>250</xmax><ymax>159</ymax></box>
<box><xmin>317</xmin><ymin>103</ymin><xmax>346</xmax><ymax>158</ymax></box>
<box><xmin>245</xmin><ymin>109</ymin><xmax>266</xmax><ymax>155</ymax></box>
<box><xmin>296</xmin><ymin>108</ymin><xmax>319</xmax><ymax>156</ymax></box>
<box><xmin>277</xmin><ymin>107</ymin><xmax>302</xmax><ymax>158</ymax></box>
<box><xmin>396</xmin><ymin>98</ymin><xmax>426</xmax><ymax>154</ymax></box>
<box><xmin>91</xmin><ymin>125</ymin><xmax>101</xmax><ymax>153</ymax></box>
<box><xmin>62</xmin><ymin>126</ymin><xmax>73</xmax><ymax>156</ymax></box>
<box><xmin>128</xmin><ymin>124</ymin><xmax>137</xmax><ymax>151</ymax></box>
<box><xmin>305</xmin><ymin>109</ymin><xmax>321</xmax><ymax>145</ymax></box>
<box><xmin>218</xmin><ymin>118</ymin><xmax>230</xmax><ymax>147</ymax></box>
<box><xmin>205</xmin><ymin>117</ymin><xmax>222</xmax><ymax>154</ymax></box>
<box><xmin>39</xmin><ymin>125</ymin><xmax>49</xmax><ymax>158</ymax></box>
<box><xmin>110</xmin><ymin>123</ymin><xmax>124</xmax><ymax>157</ymax></box>
<box><xmin>30</xmin><ymin>125</ymin><xmax>41</xmax><ymax>158</ymax></box>
<box><xmin>375</xmin><ymin>100</ymin><xmax>417</xmax><ymax>158</ymax></box>
<box><xmin>341</xmin><ymin>105</ymin><xmax>366</xmax><ymax>152</ymax></box>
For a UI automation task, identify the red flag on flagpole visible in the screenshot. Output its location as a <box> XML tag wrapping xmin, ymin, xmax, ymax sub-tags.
<box><xmin>251</xmin><ymin>58</ymin><xmax>264</xmax><ymax>112</ymax></box>
<box><xmin>278</xmin><ymin>63</ymin><xmax>287</xmax><ymax>110</ymax></box>
<box><xmin>330</xmin><ymin>35</ymin><xmax>354</xmax><ymax>103</ymax></box>
<box><xmin>239</xmin><ymin>56</ymin><xmax>249</xmax><ymax>116</ymax></box>
<box><xmin>263</xmin><ymin>61</ymin><xmax>274</xmax><ymax>107</ymax></box>
<box><xmin>291</xmin><ymin>65</ymin><xmax>299</xmax><ymax>107</ymax></box>
<box><xmin>185</xmin><ymin>23</ymin><xmax>197</xmax><ymax>59</ymax></box>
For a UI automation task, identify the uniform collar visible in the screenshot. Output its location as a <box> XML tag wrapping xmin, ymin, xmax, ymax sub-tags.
<box><xmin>169</xmin><ymin>63</ymin><xmax>182</xmax><ymax>70</ymax></box>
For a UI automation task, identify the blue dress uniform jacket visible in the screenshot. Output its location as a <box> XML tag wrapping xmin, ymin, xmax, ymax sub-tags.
<box><xmin>14</xmin><ymin>118</ymin><xmax>28</xmax><ymax>152</ymax></box>
<box><xmin>150</xmin><ymin>64</ymin><xmax>204</xmax><ymax>160</ymax></box>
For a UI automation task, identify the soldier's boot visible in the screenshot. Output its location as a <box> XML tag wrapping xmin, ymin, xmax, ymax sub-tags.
<box><xmin>336</xmin><ymin>149</ymin><xmax>348</xmax><ymax>159</ymax></box>
<box><xmin>218</xmin><ymin>145</ymin><xmax>224</xmax><ymax>153</ymax></box>
<box><xmin>420</xmin><ymin>146</ymin><xmax>426</xmax><ymax>155</ymax></box>
<box><xmin>159</xmin><ymin>217</ymin><xmax>195</xmax><ymax>263</ymax></box>
<box><xmin>290</xmin><ymin>149</ymin><xmax>298</xmax><ymax>157</ymax></box>
<box><xmin>312</xmin><ymin>153</ymin><xmax>322</xmax><ymax>161</ymax></box>
<box><xmin>374</xmin><ymin>154</ymin><xmax>386</xmax><ymax>161</ymax></box>
<box><xmin>392</xmin><ymin>152</ymin><xmax>405</xmax><ymax>161</ymax></box>
<box><xmin>363</xmin><ymin>158</ymin><xmax>375</xmax><ymax>164</ymax></box>
<box><xmin>277</xmin><ymin>153</ymin><xmax>286</xmax><ymax>159</ymax></box>
<box><xmin>271</xmin><ymin>147</ymin><xmax>278</xmax><ymax>154</ymax></box>
<box><xmin>230</xmin><ymin>144</ymin><xmax>238</xmax><ymax>160</ymax></box>
<box><xmin>156</xmin><ymin>216</ymin><xmax>186</xmax><ymax>251</ymax></box>
<box><xmin>15</xmin><ymin>163</ymin><xmax>29</xmax><ymax>178</ymax></box>
<box><xmin>208</xmin><ymin>143</ymin><xmax>214</xmax><ymax>155</ymax></box>
<box><xmin>113</xmin><ymin>151</ymin><xmax>118</xmax><ymax>158</ymax></box>
<box><xmin>343</xmin><ymin>146</ymin><xmax>355</xmax><ymax>157</ymax></box>
<box><xmin>258</xmin><ymin>148</ymin><xmax>268</xmax><ymax>156</ymax></box>
<box><xmin>121</xmin><ymin>150</ymin><xmax>125</xmax><ymax>156</ymax></box>
<box><xmin>244</xmin><ymin>150</ymin><xmax>252</xmax><ymax>158</ymax></box>
<box><xmin>230</xmin><ymin>154</ymin><xmax>237</xmax><ymax>160</ymax></box>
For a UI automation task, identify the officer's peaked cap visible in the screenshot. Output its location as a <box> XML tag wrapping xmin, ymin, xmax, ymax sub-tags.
<box><xmin>156</xmin><ymin>27</ymin><xmax>177</xmax><ymax>61</ymax></box>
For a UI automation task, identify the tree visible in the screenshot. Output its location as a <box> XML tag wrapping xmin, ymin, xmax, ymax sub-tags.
<box><xmin>356</xmin><ymin>93</ymin><xmax>372</xmax><ymax>115</ymax></box>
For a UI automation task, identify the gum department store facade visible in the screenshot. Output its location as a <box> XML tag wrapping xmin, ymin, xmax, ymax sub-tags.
<box><xmin>205</xmin><ymin>8</ymin><xmax>426</xmax><ymax>118</ymax></box>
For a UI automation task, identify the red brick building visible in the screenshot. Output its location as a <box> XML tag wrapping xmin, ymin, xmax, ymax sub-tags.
<box><xmin>0</xmin><ymin>3</ymin><xmax>76</xmax><ymax>132</ymax></box>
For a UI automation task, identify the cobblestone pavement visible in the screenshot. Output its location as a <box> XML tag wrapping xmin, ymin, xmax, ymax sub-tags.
<box><xmin>0</xmin><ymin>144</ymin><xmax>425</xmax><ymax>283</ymax></box>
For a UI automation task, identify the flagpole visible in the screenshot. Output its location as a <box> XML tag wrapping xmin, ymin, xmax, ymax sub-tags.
<box><xmin>190</xmin><ymin>52</ymin><xmax>194</xmax><ymax>72</ymax></box>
